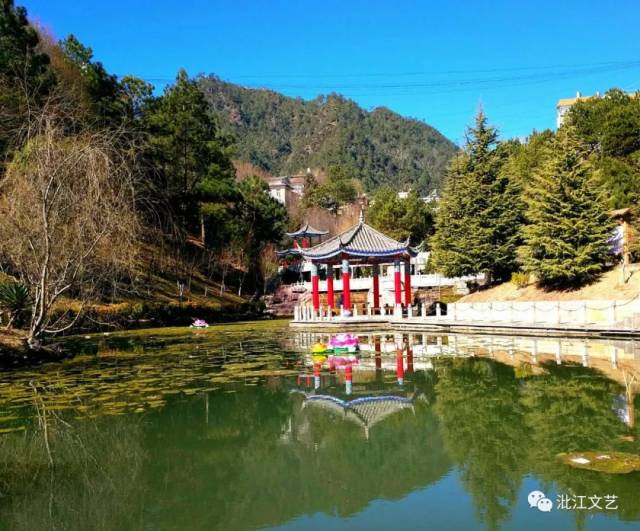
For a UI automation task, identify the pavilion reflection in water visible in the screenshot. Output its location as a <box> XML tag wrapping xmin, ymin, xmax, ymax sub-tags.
<box><xmin>287</xmin><ymin>330</ymin><xmax>640</xmax><ymax>429</ymax></box>
<box><xmin>292</xmin><ymin>394</ymin><xmax>414</xmax><ymax>440</ymax></box>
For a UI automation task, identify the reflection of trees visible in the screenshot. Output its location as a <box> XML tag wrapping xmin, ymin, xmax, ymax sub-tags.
<box><xmin>1</xmin><ymin>323</ymin><xmax>640</xmax><ymax>530</ymax></box>
<box><xmin>522</xmin><ymin>362</ymin><xmax>640</xmax><ymax>522</ymax></box>
<box><xmin>434</xmin><ymin>358</ymin><xmax>527</xmax><ymax>531</ymax></box>
<box><xmin>142</xmin><ymin>384</ymin><xmax>450</xmax><ymax>530</ymax></box>
<box><xmin>0</xmin><ymin>414</ymin><xmax>146</xmax><ymax>531</ymax></box>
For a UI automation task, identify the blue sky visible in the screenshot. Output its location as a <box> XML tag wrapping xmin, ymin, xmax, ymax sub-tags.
<box><xmin>22</xmin><ymin>0</ymin><xmax>640</xmax><ymax>144</ymax></box>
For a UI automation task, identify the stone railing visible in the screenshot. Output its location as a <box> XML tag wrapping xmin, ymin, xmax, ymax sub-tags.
<box><xmin>448</xmin><ymin>298</ymin><xmax>640</xmax><ymax>327</ymax></box>
<box><xmin>293</xmin><ymin>302</ymin><xmax>445</xmax><ymax>322</ymax></box>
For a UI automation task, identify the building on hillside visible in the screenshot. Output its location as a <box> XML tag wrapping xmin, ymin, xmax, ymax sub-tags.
<box><xmin>556</xmin><ymin>90</ymin><xmax>602</xmax><ymax>128</ymax></box>
<box><xmin>267</xmin><ymin>169</ymin><xmax>312</xmax><ymax>207</ymax></box>
<box><xmin>267</xmin><ymin>176</ymin><xmax>297</xmax><ymax>206</ymax></box>
<box><xmin>423</xmin><ymin>190</ymin><xmax>439</xmax><ymax>203</ymax></box>
<box><xmin>369</xmin><ymin>190</ymin><xmax>438</xmax><ymax>206</ymax></box>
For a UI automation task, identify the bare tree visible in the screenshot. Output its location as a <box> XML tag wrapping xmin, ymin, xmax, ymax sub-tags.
<box><xmin>0</xmin><ymin>105</ymin><xmax>139</xmax><ymax>348</ymax></box>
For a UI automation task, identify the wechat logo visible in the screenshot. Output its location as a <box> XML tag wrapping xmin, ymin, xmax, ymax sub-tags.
<box><xmin>528</xmin><ymin>490</ymin><xmax>553</xmax><ymax>512</ymax></box>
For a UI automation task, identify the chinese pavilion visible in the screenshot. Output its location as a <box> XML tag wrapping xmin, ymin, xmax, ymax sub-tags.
<box><xmin>277</xmin><ymin>223</ymin><xmax>329</xmax><ymax>260</ymax></box>
<box><xmin>298</xmin><ymin>211</ymin><xmax>417</xmax><ymax>315</ymax></box>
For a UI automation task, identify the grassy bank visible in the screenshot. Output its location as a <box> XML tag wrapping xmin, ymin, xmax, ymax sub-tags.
<box><xmin>460</xmin><ymin>264</ymin><xmax>640</xmax><ymax>303</ymax></box>
<box><xmin>0</xmin><ymin>329</ymin><xmax>66</xmax><ymax>367</ymax></box>
<box><xmin>0</xmin><ymin>298</ymin><xmax>268</xmax><ymax>365</ymax></box>
<box><xmin>49</xmin><ymin>299</ymin><xmax>266</xmax><ymax>334</ymax></box>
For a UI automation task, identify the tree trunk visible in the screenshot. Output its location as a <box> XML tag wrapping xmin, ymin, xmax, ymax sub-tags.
<box><xmin>245</xmin><ymin>246</ymin><xmax>263</xmax><ymax>301</ymax></box>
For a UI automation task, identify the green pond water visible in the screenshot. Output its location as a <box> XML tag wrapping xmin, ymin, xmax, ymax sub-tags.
<box><xmin>0</xmin><ymin>320</ymin><xmax>639</xmax><ymax>530</ymax></box>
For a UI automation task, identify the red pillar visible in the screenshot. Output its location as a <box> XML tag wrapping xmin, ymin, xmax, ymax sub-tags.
<box><xmin>311</xmin><ymin>263</ymin><xmax>320</xmax><ymax>312</ymax></box>
<box><xmin>342</xmin><ymin>258</ymin><xmax>351</xmax><ymax>312</ymax></box>
<box><xmin>375</xmin><ymin>337</ymin><xmax>382</xmax><ymax>370</ymax></box>
<box><xmin>327</xmin><ymin>264</ymin><xmax>335</xmax><ymax>311</ymax></box>
<box><xmin>345</xmin><ymin>363</ymin><xmax>353</xmax><ymax>395</ymax></box>
<box><xmin>372</xmin><ymin>264</ymin><xmax>380</xmax><ymax>312</ymax></box>
<box><xmin>404</xmin><ymin>260</ymin><xmax>412</xmax><ymax>306</ymax></box>
<box><xmin>406</xmin><ymin>341</ymin><xmax>414</xmax><ymax>374</ymax></box>
<box><xmin>394</xmin><ymin>260</ymin><xmax>402</xmax><ymax>306</ymax></box>
<box><xmin>396</xmin><ymin>347</ymin><xmax>404</xmax><ymax>385</ymax></box>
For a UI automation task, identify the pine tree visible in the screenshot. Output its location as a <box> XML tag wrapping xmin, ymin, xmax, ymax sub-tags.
<box><xmin>518</xmin><ymin>127</ymin><xmax>614</xmax><ymax>288</ymax></box>
<box><xmin>367</xmin><ymin>187</ymin><xmax>434</xmax><ymax>246</ymax></box>
<box><xmin>143</xmin><ymin>69</ymin><xmax>236</xmax><ymax>235</ymax></box>
<box><xmin>430</xmin><ymin>111</ymin><xmax>522</xmax><ymax>281</ymax></box>
<box><xmin>0</xmin><ymin>0</ymin><xmax>55</xmax><ymax>166</ymax></box>
<box><xmin>235</xmin><ymin>175</ymin><xmax>288</xmax><ymax>298</ymax></box>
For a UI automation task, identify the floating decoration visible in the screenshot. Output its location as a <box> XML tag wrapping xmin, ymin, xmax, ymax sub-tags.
<box><xmin>311</xmin><ymin>342</ymin><xmax>329</xmax><ymax>354</ymax></box>
<box><xmin>328</xmin><ymin>354</ymin><xmax>359</xmax><ymax>368</ymax></box>
<box><xmin>190</xmin><ymin>319</ymin><xmax>209</xmax><ymax>329</ymax></box>
<box><xmin>329</xmin><ymin>333</ymin><xmax>360</xmax><ymax>353</ymax></box>
<box><xmin>557</xmin><ymin>451</ymin><xmax>640</xmax><ymax>474</ymax></box>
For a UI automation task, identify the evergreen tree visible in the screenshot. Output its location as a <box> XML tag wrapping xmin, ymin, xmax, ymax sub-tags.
<box><xmin>568</xmin><ymin>89</ymin><xmax>640</xmax><ymax>208</ymax></box>
<box><xmin>0</xmin><ymin>0</ymin><xmax>55</xmax><ymax>165</ymax></box>
<box><xmin>518</xmin><ymin>127</ymin><xmax>614</xmax><ymax>288</ymax></box>
<box><xmin>302</xmin><ymin>165</ymin><xmax>357</xmax><ymax>212</ymax></box>
<box><xmin>234</xmin><ymin>175</ymin><xmax>288</xmax><ymax>298</ymax></box>
<box><xmin>367</xmin><ymin>187</ymin><xmax>434</xmax><ymax>246</ymax></box>
<box><xmin>430</xmin><ymin>111</ymin><xmax>521</xmax><ymax>282</ymax></box>
<box><xmin>59</xmin><ymin>35</ymin><xmax>127</xmax><ymax>125</ymax></box>
<box><xmin>143</xmin><ymin>69</ymin><xmax>236</xmax><ymax>234</ymax></box>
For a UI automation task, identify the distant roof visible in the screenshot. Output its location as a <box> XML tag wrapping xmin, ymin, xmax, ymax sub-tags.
<box><xmin>300</xmin><ymin>212</ymin><xmax>417</xmax><ymax>262</ymax></box>
<box><xmin>286</xmin><ymin>223</ymin><xmax>329</xmax><ymax>238</ymax></box>
<box><xmin>557</xmin><ymin>96</ymin><xmax>592</xmax><ymax>107</ymax></box>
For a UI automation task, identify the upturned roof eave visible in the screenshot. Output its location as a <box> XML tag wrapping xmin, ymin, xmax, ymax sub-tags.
<box><xmin>300</xmin><ymin>246</ymin><xmax>416</xmax><ymax>263</ymax></box>
<box><xmin>285</xmin><ymin>222</ymin><xmax>329</xmax><ymax>237</ymax></box>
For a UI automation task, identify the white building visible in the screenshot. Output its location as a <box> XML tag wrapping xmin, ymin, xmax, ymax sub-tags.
<box><xmin>556</xmin><ymin>91</ymin><xmax>598</xmax><ymax>128</ymax></box>
<box><xmin>267</xmin><ymin>171</ymin><xmax>310</xmax><ymax>207</ymax></box>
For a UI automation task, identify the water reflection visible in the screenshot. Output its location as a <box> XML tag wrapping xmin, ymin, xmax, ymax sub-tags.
<box><xmin>0</xmin><ymin>322</ymin><xmax>637</xmax><ymax>530</ymax></box>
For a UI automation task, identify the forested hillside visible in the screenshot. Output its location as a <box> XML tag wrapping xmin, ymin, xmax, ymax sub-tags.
<box><xmin>0</xmin><ymin>1</ymin><xmax>288</xmax><ymax>349</ymax></box>
<box><xmin>199</xmin><ymin>76</ymin><xmax>458</xmax><ymax>194</ymax></box>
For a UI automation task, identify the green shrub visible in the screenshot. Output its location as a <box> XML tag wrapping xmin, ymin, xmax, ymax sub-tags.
<box><xmin>510</xmin><ymin>272</ymin><xmax>529</xmax><ymax>289</ymax></box>
<box><xmin>0</xmin><ymin>282</ymin><xmax>31</xmax><ymax>328</ymax></box>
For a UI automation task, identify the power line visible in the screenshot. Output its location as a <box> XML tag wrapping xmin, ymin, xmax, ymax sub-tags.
<box><xmin>243</xmin><ymin>62</ymin><xmax>640</xmax><ymax>91</ymax></box>
<box><xmin>128</xmin><ymin>60</ymin><xmax>639</xmax><ymax>98</ymax></box>
<box><xmin>120</xmin><ymin>59</ymin><xmax>640</xmax><ymax>85</ymax></box>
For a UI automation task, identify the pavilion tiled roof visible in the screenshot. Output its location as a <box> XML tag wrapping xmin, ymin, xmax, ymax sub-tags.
<box><xmin>302</xmin><ymin>395</ymin><xmax>414</xmax><ymax>436</ymax></box>
<box><xmin>300</xmin><ymin>214</ymin><xmax>416</xmax><ymax>261</ymax></box>
<box><xmin>286</xmin><ymin>223</ymin><xmax>329</xmax><ymax>238</ymax></box>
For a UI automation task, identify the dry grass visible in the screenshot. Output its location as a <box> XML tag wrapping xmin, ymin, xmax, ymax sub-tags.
<box><xmin>461</xmin><ymin>264</ymin><xmax>640</xmax><ymax>302</ymax></box>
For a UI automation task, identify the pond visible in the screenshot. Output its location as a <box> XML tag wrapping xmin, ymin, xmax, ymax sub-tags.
<box><xmin>0</xmin><ymin>320</ymin><xmax>639</xmax><ymax>531</ymax></box>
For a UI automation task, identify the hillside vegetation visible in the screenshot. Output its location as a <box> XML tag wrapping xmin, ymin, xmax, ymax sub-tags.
<box><xmin>460</xmin><ymin>265</ymin><xmax>640</xmax><ymax>302</ymax></box>
<box><xmin>0</xmin><ymin>1</ymin><xmax>287</xmax><ymax>350</ymax></box>
<box><xmin>199</xmin><ymin>76</ymin><xmax>458</xmax><ymax>194</ymax></box>
<box><xmin>431</xmin><ymin>89</ymin><xmax>640</xmax><ymax>290</ymax></box>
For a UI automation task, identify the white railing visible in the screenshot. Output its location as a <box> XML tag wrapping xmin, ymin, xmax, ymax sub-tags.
<box><xmin>292</xmin><ymin>301</ymin><xmax>446</xmax><ymax>322</ymax></box>
<box><xmin>293</xmin><ymin>272</ymin><xmax>485</xmax><ymax>293</ymax></box>
<box><xmin>448</xmin><ymin>298</ymin><xmax>640</xmax><ymax>327</ymax></box>
<box><xmin>293</xmin><ymin>297</ymin><xmax>640</xmax><ymax>329</ymax></box>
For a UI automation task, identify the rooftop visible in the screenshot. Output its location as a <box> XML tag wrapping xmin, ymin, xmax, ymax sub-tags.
<box><xmin>300</xmin><ymin>212</ymin><xmax>417</xmax><ymax>263</ymax></box>
<box><xmin>286</xmin><ymin>223</ymin><xmax>329</xmax><ymax>238</ymax></box>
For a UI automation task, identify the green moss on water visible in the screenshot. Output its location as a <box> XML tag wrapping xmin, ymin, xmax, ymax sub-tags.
<box><xmin>558</xmin><ymin>451</ymin><xmax>640</xmax><ymax>474</ymax></box>
<box><xmin>0</xmin><ymin>320</ymin><xmax>294</xmax><ymax>432</ymax></box>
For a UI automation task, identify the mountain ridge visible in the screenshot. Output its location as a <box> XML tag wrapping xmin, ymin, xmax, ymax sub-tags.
<box><xmin>198</xmin><ymin>76</ymin><xmax>458</xmax><ymax>193</ymax></box>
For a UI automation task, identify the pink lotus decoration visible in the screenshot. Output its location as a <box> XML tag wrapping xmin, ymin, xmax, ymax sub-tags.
<box><xmin>328</xmin><ymin>333</ymin><xmax>359</xmax><ymax>349</ymax></box>
<box><xmin>191</xmin><ymin>319</ymin><xmax>209</xmax><ymax>328</ymax></box>
<box><xmin>328</xmin><ymin>355</ymin><xmax>359</xmax><ymax>368</ymax></box>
